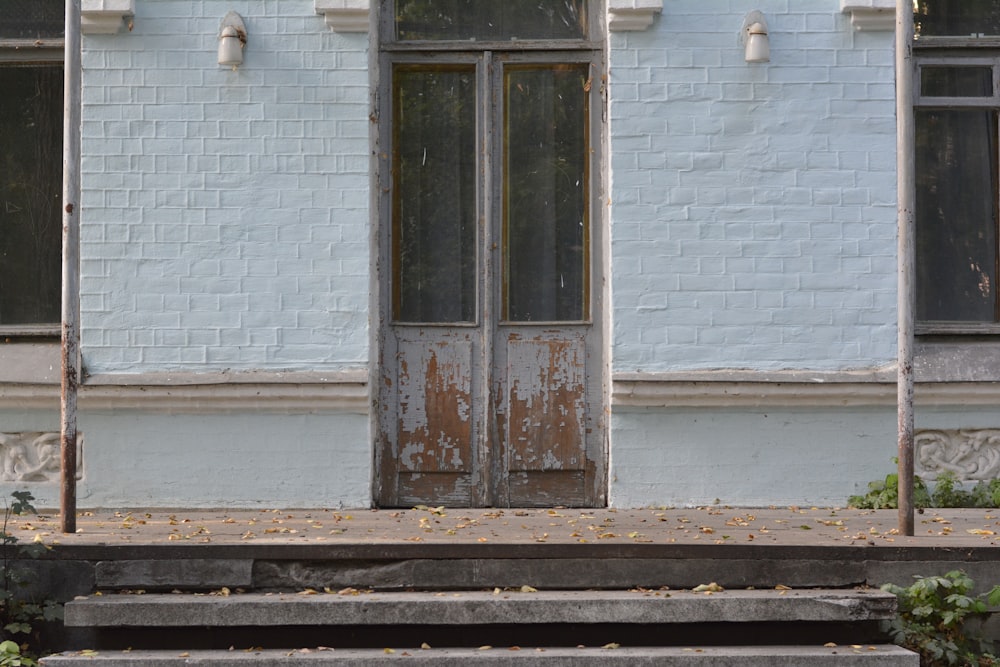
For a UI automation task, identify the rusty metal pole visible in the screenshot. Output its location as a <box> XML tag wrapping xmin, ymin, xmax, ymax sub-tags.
<box><xmin>896</xmin><ymin>0</ymin><xmax>915</xmax><ymax>536</ymax></box>
<box><xmin>61</xmin><ymin>0</ymin><xmax>82</xmax><ymax>534</ymax></box>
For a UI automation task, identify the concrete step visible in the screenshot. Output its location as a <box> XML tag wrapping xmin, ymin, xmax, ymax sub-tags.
<box><xmin>65</xmin><ymin>588</ymin><xmax>897</xmax><ymax>628</ymax></box>
<box><xmin>41</xmin><ymin>645</ymin><xmax>919</xmax><ymax>666</ymax></box>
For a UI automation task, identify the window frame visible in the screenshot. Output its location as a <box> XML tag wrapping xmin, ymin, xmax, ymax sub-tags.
<box><xmin>913</xmin><ymin>47</ymin><xmax>1000</xmax><ymax>335</ymax></box>
<box><xmin>0</xmin><ymin>37</ymin><xmax>63</xmax><ymax>338</ymax></box>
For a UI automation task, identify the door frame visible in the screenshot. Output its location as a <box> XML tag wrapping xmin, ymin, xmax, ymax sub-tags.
<box><xmin>370</xmin><ymin>0</ymin><xmax>610</xmax><ymax>508</ymax></box>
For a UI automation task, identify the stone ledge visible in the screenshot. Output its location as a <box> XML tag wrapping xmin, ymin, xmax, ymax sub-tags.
<box><xmin>40</xmin><ymin>645</ymin><xmax>919</xmax><ymax>665</ymax></box>
<box><xmin>314</xmin><ymin>0</ymin><xmax>370</xmax><ymax>33</ymax></box>
<box><xmin>81</xmin><ymin>0</ymin><xmax>135</xmax><ymax>35</ymax></box>
<box><xmin>608</xmin><ymin>0</ymin><xmax>663</xmax><ymax>32</ymax></box>
<box><xmin>65</xmin><ymin>589</ymin><xmax>898</xmax><ymax>627</ymax></box>
<box><xmin>841</xmin><ymin>0</ymin><xmax>895</xmax><ymax>32</ymax></box>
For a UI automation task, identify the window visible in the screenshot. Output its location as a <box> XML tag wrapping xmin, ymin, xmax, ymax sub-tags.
<box><xmin>0</xmin><ymin>0</ymin><xmax>64</xmax><ymax>335</ymax></box>
<box><xmin>914</xmin><ymin>2</ymin><xmax>1000</xmax><ymax>332</ymax></box>
<box><xmin>382</xmin><ymin>0</ymin><xmax>599</xmax><ymax>325</ymax></box>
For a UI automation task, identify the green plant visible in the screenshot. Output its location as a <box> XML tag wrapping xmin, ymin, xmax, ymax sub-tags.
<box><xmin>849</xmin><ymin>463</ymin><xmax>1000</xmax><ymax>509</ymax></box>
<box><xmin>0</xmin><ymin>640</ymin><xmax>35</xmax><ymax>667</ymax></box>
<box><xmin>848</xmin><ymin>469</ymin><xmax>931</xmax><ymax>509</ymax></box>
<box><xmin>971</xmin><ymin>479</ymin><xmax>1000</xmax><ymax>508</ymax></box>
<box><xmin>882</xmin><ymin>571</ymin><xmax>1000</xmax><ymax>666</ymax></box>
<box><xmin>0</xmin><ymin>492</ymin><xmax>61</xmax><ymax>662</ymax></box>
<box><xmin>931</xmin><ymin>472</ymin><xmax>975</xmax><ymax>509</ymax></box>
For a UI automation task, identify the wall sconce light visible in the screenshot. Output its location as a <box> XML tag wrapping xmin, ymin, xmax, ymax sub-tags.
<box><xmin>742</xmin><ymin>11</ymin><xmax>770</xmax><ymax>63</ymax></box>
<box><xmin>218</xmin><ymin>11</ymin><xmax>247</xmax><ymax>68</ymax></box>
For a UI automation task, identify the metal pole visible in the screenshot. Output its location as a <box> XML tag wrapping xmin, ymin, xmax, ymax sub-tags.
<box><xmin>896</xmin><ymin>0</ymin><xmax>915</xmax><ymax>536</ymax></box>
<box><xmin>61</xmin><ymin>0</ymin><xmax>82</xmax><ymax>535</ymax></box>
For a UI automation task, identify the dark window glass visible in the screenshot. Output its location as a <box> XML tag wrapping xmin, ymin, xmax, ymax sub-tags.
<box><xmin>504</xmin><ymin>65</ymin><xmax>588</xmax><ymax>322</ymax></box>
<box><xmin>0</xmin><ymin>64</ymin><xmax>63</xmax><ymax>326</ymax></box>
<box><xmin>393</xmin><ymin>66</ymin><xmax>477</xmax><ymax>323</ymax></box>
<box><xmin>921</xmin><ymin>66</ymin><xmax>993</xmax><ymax>96</ymax></box>
<box><xmin>395</xmin><ymin>0</ymin><xmax>587</xmax><ymax>41</ymax></box>
<box><xmin>915</xmin><ymin>0</ymin><xmax>1000</xmax><ymax>38</ymax></box>
<box><xmin>0</xmin><ymin>0</ymin><xmax>64</xmax><ymax>39</ymax></box>
<box><xmin>916</xmin><ymin>108</ymin><xmax>998</xmax><ymax>322</ymax></box>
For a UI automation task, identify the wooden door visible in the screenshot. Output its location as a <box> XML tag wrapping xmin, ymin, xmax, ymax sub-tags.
<box><xmin>376</xmin><ymin>49</ymin><xmax>605</xmax><ymax>508</ymax></box>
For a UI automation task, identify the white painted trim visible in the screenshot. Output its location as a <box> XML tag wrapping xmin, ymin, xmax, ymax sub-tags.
<box><xmin>613</xmin><ymin>376</ymin><xmax>1000</xmax><ymax>408</ymax></box>
<box><xmin>315</xmin><ymin>0</ymin><xmax>371</xmax><ymax>33</ymax></box>
<box><xmin>608</xmin><ymin>0</ymin><xmax>663</xmax><ymax>32</ymax></box>
<box><xmin>84</xmin><ymin>369</ymin><xmax>369</xmax><ymax>386</ymax></box>
<box><xmin>1</xmin><ymin>381</ymin><xmax>368</xmax><ymax>414</ymax></box>
<box><xmin>840</xmin><ymin>0</ymin><xmax>895</xmax><ymax>32</ymax></box>
<box><xmin>80</xmin><ymin>0</ymin><xmax>134</xmax><ymax>35</ymax></box>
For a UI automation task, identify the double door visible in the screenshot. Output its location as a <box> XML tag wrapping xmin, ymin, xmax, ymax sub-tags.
<box><xmin>377</xmin><ymin>50</ymin><xmax>605</xmax><ymax>507</ymax></box>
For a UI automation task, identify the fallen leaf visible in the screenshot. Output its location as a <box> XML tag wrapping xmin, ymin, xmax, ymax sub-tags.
<box><xmin>520</xmin><ymin>585</ymin><xmax>538</xmax><ymax>593</ymax></box>
<box><xmin>692</xmin><ymin>582</ymin><xmax>724</xmax><ymax>593</ymax></box>
<box><xmin>602</xmin><ymin>643</ymin><xmax>620</xmax><ymax>649</ymax></box>
<box><xmin>968</xmin><ymin>529</ymin><xmax>996</xmax><ymax>536</ymax></box>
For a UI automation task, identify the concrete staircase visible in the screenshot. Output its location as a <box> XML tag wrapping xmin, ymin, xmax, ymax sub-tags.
<box><xmin>39</xmin><ymin>542</ymin><xmax>918</xmax><ymax>665</ymax></box>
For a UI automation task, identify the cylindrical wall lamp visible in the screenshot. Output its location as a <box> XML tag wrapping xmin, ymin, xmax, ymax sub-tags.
<box><xmin>742</xmin><ymin>11</ymin><xmax>770</xmax><ymax>63</ymax></box>
<box><xmin>218</xmin><ymin>11</ymin><xmax>247</xmax><ymax>68</ymax></box>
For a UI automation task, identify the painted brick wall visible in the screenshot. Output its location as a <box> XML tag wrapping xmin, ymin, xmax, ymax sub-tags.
<box><xmin>79</xmin><ymin>1</ymin><xmax>369</xmax><ymax>374</ymax></box>
<box><xmin>609</xmin><ymin>1</ymin><xmax>897</xmax><ymax>372</ymax></box>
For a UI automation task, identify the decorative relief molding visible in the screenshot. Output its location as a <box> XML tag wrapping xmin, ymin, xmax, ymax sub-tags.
<box><xmin>0</xmin><ymin>433</ymin><xmax>81</xmax><ymax>483</ymax></box>
<box><xmin>81</xmin><ymin>0</ymin><xmax>135</xmax><ymax>35</ymax></box>
<box><xmin>915</xmin><ymin>429</ymin><xmax>1000</xmax><ymax>481</ymax></box>
<box><xmin>315</xmin><ymin>0</ymin><xmax>371</xmax><ymax>33</ymax></box>
<box><xmin>608</xmin><ymin>0</ymin><xmax>663</xmax><ymax>32</ymax></box>
<box><xmin>840</xmin><ymin>0</ymin><xmax>895</xmax><ymax>32</ymax></box>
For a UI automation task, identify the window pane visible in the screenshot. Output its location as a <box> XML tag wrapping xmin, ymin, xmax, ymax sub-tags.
<box><xmin>396</xmin><ymin>0</ymin><xmax>587</xmax><ymax>41</ymax></box>
<box><xmin>393</xmin><ymin>67</ymin><xmax>477</xmax><ymax>323</ymax></box>
<box><xmin>0</xmin><ymin>0</ymin><xmax>64</xmax><ymax>39</ymax></box>
<box><xmin>0</xmin><ymin>65</ymin><xmax>63</xmax><ymax>326</ymax></box>
<box><xmin>916</xmin><ymin>108</ymin><xmax>998</xmax><ymax>322</ymax></box>
<box><xmin>915</xmin><ymin>0</ymin><xmax>1000</xmax><ymax>37</ymax></box>
<box><xmin>921</xmin><ymin>66</ymin><xmax>993</xmax><ymax>97</ymax></box>
<box><xmin>504</xmin><ymin>65</ymin><xmax>588</xmax><ymax>322</ymax></box>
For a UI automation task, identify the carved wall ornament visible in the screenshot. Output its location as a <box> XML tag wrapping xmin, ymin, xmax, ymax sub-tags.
<box><xmin>0</xmin><ymin>433</ymin><xmax>82</xmax><ymax>483</ymax></box>
<box><xmin>915</xmin><ymin>429</ymin><xmax>1000</xmax><ymax>481</ymax></box>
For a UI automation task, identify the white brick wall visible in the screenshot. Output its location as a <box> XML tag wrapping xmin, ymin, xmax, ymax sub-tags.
<box><xmin>609</xmin><ymin>1</ymin><xmax>897</xmax><ymax>372</ymax></box>
<box><xmin>79</xmin><ymin>0</ymin><xmax>370</xmax><ymax>374</ymax></box>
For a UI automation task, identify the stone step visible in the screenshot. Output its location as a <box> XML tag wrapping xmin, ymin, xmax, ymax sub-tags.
<box><xmin>65</xmin><ymin>589</ymin><xmax>897</xmax><ymax>629</ymax></box>
<box><xmin>40</xmin><ymin>645</ymin><xmax>919</xmax><ymax>666</ymax></box>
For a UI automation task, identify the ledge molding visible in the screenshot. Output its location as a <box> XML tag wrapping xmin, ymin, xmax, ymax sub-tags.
<box><xmin>608</xmin><ymin>0</ymin><xmax>663</xmax><ymax>32</ymax></box>
<box><xmin>840</xmin><ymin>0</ymin><xmax>895</xmax><ymax>32</ymax></box>
<box><xmin>81</xmin><ymin>0</ymin><xmax>135</xmax><ymax>35</ymax></box>
<box><xmin>315</xmin><ymin>0</ymin><xmax>370</xmax><ymax>33</ymax></box>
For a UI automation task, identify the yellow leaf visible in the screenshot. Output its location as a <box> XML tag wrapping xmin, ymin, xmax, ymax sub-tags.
<box><xmin>774</xmin><ymin>585</ymin><xmax>791</xmax><ymax>590</ymax></box>
<box><xmin>479</xmin><ymin>646</ymin><xmax>493</xmax><ymax>651</ymax></box>
<box><xmin>692</xmin><ymin>582</ymin><xmax>724</xmax><ymax>593</ymax></box>
<box><xmin>520</xmin><ymin>585</ymin><xmax>538</xmax><ymax>593</ymax></box>
<box><xmin>824</xmin><ymin>643</ymin><xmax>837</xmax><ymax>648</ymax></box>
<box><xmin>299</xmin><ymin>588</ymin><xmax>319</xmax><ymax>596</ymax></box>
<box><xmin>967</xmin><ymin>528</ymin><xmax>996</xmax><ymax>535</ymax></box>
<box><xmin>383</xmin><ymin>648</ymin><xmax>395</xmax><ymax>654</ymax></box>
<box><xmin>603</xmin><ymin>643</ymin><xmax>621</xmax><ymax>649</ymax></box>
<box><xmin>421</xmin><ymin>643</ymin><xmax>431</xmax><ymax>650</ymax></box>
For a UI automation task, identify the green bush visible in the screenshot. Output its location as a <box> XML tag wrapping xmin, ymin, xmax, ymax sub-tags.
<box><xmin>882</xmin><ymin>571</ymin><xmax>1000</xmax><ymax>666</ymax></box>
<box><xmin>0</xmin><ymin>492</ymin><xmax>61</xmax><ymax>663</ymax></box>
<box><xmin>849</xmin><ymin>468</ymin><xmax>1000</xmax><ymax>510</ymax></box>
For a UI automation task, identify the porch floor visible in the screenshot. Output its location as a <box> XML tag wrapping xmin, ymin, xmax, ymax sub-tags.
<box><xmin>24</xmin><ymin>505</ymin><xmax>1000</xmax><ymax>549</ymax></box>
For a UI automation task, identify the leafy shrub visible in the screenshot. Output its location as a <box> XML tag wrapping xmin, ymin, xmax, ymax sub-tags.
<box><xmin>0</xmin><ymin>492</ymin><xmax>61</xmax><ymax>663</ymax></box>
<box><xmin>882</xmin><ymin>571</ymin><xmax>1000</xmax><ymax>666</ymax></box>
<box><xmin>849</xmin><ymin>467</ymin><xmax>1000</xmax><ymax>510</ymax></box>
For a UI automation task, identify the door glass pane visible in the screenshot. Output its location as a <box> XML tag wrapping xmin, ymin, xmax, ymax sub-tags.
<box><xmin>915</xmin><ymin>0</ymin><xmax>1000</xmax><ymax>37</ymax></box>
<box><xmin>921</xmin><ymin>66</ymin><xmax>993</xmax><ymax>97</ymax></box>
<box><xmin>504</xmin><ymin>64</ymin><xmax>588</xmax><ymax>322</ymax></box>
<box><xmin>0</xmin><ymin>64</ymin><xmax>63</xmax><ymax>326</ymax></box>
<box><xmin>916</xmin><ymin>108</ymin><xmax>998</xmax><ymax>322</ymax></box>
<box><xmin>395</xmin><ymin>0</ymin><xmax>587</xmax><ymax>41</ymax></box>
<box><xmin>393</xmin><ymin>66</ymin><xmax>477</xmax><ymax>323</ymax></box>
